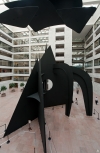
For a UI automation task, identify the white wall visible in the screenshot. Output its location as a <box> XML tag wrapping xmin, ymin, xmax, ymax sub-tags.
<box><xmin>49</xmin><ymin>25</ymin><xmax>72</xmax><ymax>65</ymax></box>
<box><xmin>64</xmin><ymin>27</ymin><xmax>72</xmax><ymax>65</ymax></box>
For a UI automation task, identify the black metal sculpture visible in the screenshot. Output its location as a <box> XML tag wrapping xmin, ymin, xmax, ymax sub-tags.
<box><xmin>4</xmin><ymin>46</ymin><xmax>93</xmax><ymax>153</ymax></box>
<box><xmin>0</xmin><ymin>1</ymin><xmax>93</xmax><ymax>152</ymax></box>
<box><xmin>0</xmin><ymin>0</ymin><xmax>96</xmax><ymax>33</ymax></box>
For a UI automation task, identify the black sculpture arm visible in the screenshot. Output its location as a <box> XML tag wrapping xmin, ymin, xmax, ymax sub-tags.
<box><xmin>53</xmin><ymin>63</ymin><xmax>73</xmax><ymax>116</ymax></box>
<box><xmin>71</xmin><ymin>67</ymin><xmax>93</xmax><ymax>116</ymax></box>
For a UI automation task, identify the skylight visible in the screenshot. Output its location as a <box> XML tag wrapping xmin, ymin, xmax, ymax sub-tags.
<box><xmin>83</xmin><ymin>4</ymin><xmax>99</xmax><ymax>7</ymax></box>
<box><xmin>0</xmin><ymin>0</ymin><xmax>19</xmax><ymax>5</ymax></box>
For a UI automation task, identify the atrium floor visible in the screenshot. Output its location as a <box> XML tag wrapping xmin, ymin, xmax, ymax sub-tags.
<box><xmin>0</xmin><ymin>89</ymin><xmax>100</xmax><ymax>153</ymax></box>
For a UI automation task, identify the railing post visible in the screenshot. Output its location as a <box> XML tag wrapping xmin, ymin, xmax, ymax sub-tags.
<box><xmin>34</xmin><ymin>148</ymin><xmax>35</xmax><ymax>153</ymax></box>
<box><xmin>6</xmin><ymin>135</ymin><xmax>10</xmax><ymax>144</ymax></box>
<box><xmin>97</xmin><ymin>113</ymin><xmax>100</xmax><ymax>120</ymax></box>
<box><xmin>5</xmin><ymin>124</ymin><xmax>6</xmax><ymax>132</ymax></box>
<box><xmin>93</xmin><ymin>109</ymin><xmax>95</xmax><ymax>114</ymax></box>
<box><xmin>48</xmin><ymin>131</ymin><xmax>51</xmax><ymax>140</ymax></box>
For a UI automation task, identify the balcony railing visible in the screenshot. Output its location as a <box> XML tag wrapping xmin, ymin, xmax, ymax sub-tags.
<box><xmin>14</xmin><ymin>62</ymin><xmax>29</xmax><ymax>67</ymax></box>
<box><xmin>31</xmin><ymin>37</ymin><xmax>48</xmax><ymax>43</ymax></box>
<box><xmin>94</xmin><ymin>17</ymin><xmax>100</xmax><ymax>30</ymax></box>
<box><xmin>0</xmin><ymin>60</ymin><xmax>13</xmax><ymax>67</ymax></box>
<box><xmin>85</xmin><ymin>27</ymin><xmax>93</xmax><ymax>41</ymax></box>
<box><xmin>14</xmin><ymin>54</ymin><xmax>29</xmax><ymax>59</ymax></box>
<box><xmin>0</xmin><ymin>41</ymin><xmax>13</xmax><ymax>52</ymax></box>
<box><xmin>31</xmin><ymin>53</ymin><xmax>44</xmax><ymax>59</ymax></box>
<box><xmin>94</xmin><ymin>58</ymin><xmax>100</xmax><ymax>66</ymax></box>
<box><xmin>72</xmin><ymin>63</ymin><xmax>84</xmax><ymax>68</ymax></box>
<box><xmin>86</xmin><ymin>69</ymin><xmax>92</xmax><ymax>73</ymax></box>
<box><xmin>14</xmin><ymin>31</ymin><xmax>29</xmax><ymax>38</ymax></box>
<box><xmin>94</xmin><ymin>78</ymin><xmax>100</xmax><ymax>83</ymax></box>
<box><xmin>13</xmin><ymin>76</ymin><xmax>29</xmax><ymax>81</ymax></box>
<box><xmin>0</xmin><ymin>69</ymin><xmax>12</xmax><ymax>73</ymax></box>
<box><xmin>14</xmin><ymin>65</ymin><xmax>29</xmax><ymax>67</ymax></box>
<box><xmin>94</xmin><ymin>38</ymin><xmax>100</xmax><ymax>48</ymax></box>
<box><xmin>14</xmin><ymin>69</ymin><xmax>29</xmax><ymax>74</ymax></box>
<box><xmin>0</xmin><ymin>50</ymin><xmax>12</xmax><ymax>58</ymax></box>
<box><xmin>31</xmin><ymin>29</ymin><xmax>49</xmax><ymax>36</ymax></box>
<box><xmin>95</xmin><ymin>68</ymin><xmax>100</xmax><ymax>73</ymax></box>
<box><xmin>85</xmin><ymin>61</ymin><xmax>93</xmax><ymax>67</ymax></box>
<box><xmin>31</xmin><ymin>45</ymin><xmax>46</xmax><ymax>51</ymax></box>
<box><xmin>14</xmin><ymin>39</ymin><xmax>29</xmax><ymax>45</ymax></box>
<box><xmin>85</xmin><ymin>44</ymin><xmax>93</xmax><ymax>54</ymax></box>
<box><xmin>0</xmin><ymin>24</ymin><xmax>13</xmax><ymax>37</ymax></box>
<box><xmin>0</xmin><ymin>76</ymin><xmax>12</xmax><ymax>82</ymax></box>
<box><xmin>14</xmin><ymin>47</ymin><xmax>29</xmax><ymax>52</ymax></box>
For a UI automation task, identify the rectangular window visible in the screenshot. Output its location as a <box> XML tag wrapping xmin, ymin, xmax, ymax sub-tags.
<box><xmin>94</xmin><ymin>78</ymin><xmax>100</xmax><ymax>83</ymax></box>
<box><xmin>56</xmin><ymin>36</ymin><xmax>64</xmax><ymax>41</ymax></box>
<box><xmin>94</xmin><ymin>58</ymin><xmax>100</xmax><ymax>66</ymax></box>
<box><xmin>56</xmin><ymin>52</ymin><xmax>64</xmax><ymax>57</ymax></box>
<box><xmin>56</xmin><ymin>44</ymin><xmax>64</xmax><ymax>49</ymax></box>
<box><xmin>56</xmin><ymin>28</ymin><xmax>64</xmax><ymax>33</ymax></box>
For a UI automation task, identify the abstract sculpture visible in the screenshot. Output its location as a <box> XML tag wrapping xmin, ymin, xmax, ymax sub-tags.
<box><xmin>0</xmin><ymin>0</ymin><xmax>96</xmax><ymax>33</ymax></box>
<box><xmin>4</xmin><ymin>47</ymin><xmax>93</xmax><ymax>153</ymax></box>
<box><xmin>0</xmin><ymin>0</ymin><xmax>93</xmax><ymax>152</ymax></box>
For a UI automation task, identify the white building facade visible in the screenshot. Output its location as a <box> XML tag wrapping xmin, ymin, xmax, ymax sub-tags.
<box><xmin>0</xmin><ymin>24</ymin><xmax>72</xmax><ymax>89</ymax></box>
<box><xmin>84</xmin><ymin>5</ymin><xmax>100</xmax><ymax>96</ymax></box>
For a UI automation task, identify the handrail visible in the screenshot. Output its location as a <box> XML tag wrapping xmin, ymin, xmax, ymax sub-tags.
<box><xmin>93</xmin><ymin>109</ymin><xmax>100</xmax><ymax>120</ymax></box>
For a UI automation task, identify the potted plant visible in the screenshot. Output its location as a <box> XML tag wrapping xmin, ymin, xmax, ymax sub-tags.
<box><xmin>1</xmin><ymin>86</ymin><xmax>7</xmax><ymax>97</ymax></box>
<box><xmin>9</xmin><ymin>83</ymin><xmax>16</xmax><ymax>92</ymax></box>
<box><xmin>20</xmin><ymin>83</ymin><xmax>25</xmax><ymax>91</ymax></box>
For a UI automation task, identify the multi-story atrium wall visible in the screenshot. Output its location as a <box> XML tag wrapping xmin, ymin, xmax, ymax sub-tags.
<box><xmin>0</xmin><ymin>24</ymin><xmax>72</xmax><ymax>89</ymax></box>
<box><xmin>84</xmin><ymin>12</ymin><xmax>100</xmax><ymax>95</ymax></box>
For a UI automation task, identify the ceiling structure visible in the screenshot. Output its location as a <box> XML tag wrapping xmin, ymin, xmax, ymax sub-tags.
<box><xmin>72</xmin><ymin>25</ymin><xmax>92</xmax><ymax>41</ymax></box>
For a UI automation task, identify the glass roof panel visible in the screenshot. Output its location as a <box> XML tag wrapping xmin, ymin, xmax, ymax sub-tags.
<box><xmin>0</xmin><ymin>0</ymin><xmax>19</xmax><ymax>4</ymax></box>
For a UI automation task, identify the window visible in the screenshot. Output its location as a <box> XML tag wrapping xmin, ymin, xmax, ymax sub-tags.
<box><xmin>94</xmin><ymin>38</ymin><xmax>100</xmax><ymax>48</ymax></box>
<box><xmin>85</xmin><ymin>61</ymin><xmax>93</xmax><ymax>67</ymax></box>
<box><xmin>56</xmin><ymin>36</ymin><xmax>64</xmax><ymax>41</ymax></box>
<box><xmin>94</xmin><ymin>58</ymin><xmax>100</xmax><ymax>66</ymax></box>
<box><xmin>56</xmin><ymin>52</ymin><xmax>64</xmax><ymax>57</ymax></box>
<box><xmin>94</xmin><ymin>17</ymin><xmax>100</xmax><ymax>30</ymax></box>
<box><xmin>56</xmin><ymin>28</ymin><xmax>64</xmax><ymax>33</ymax></box>
<box><xmin>56</xmin><ymin>44</ymin><xmax>64</xmax><ymax>49</ymax></box>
